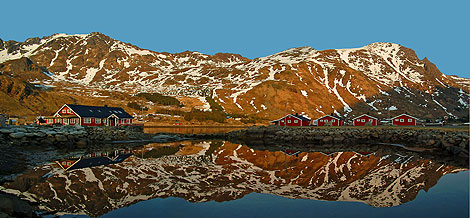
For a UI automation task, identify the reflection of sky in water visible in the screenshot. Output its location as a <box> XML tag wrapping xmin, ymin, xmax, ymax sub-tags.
<box><xmin>56</xmin><ymin>170</ymin><xmax>469</xmax><ymax>218</ymax></box>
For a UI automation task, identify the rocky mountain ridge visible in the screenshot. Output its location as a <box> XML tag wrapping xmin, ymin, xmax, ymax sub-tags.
<box><xmin>0</xmin><ymin>33</ymin><xmax>468</xmax><ymax>120</ymax></box>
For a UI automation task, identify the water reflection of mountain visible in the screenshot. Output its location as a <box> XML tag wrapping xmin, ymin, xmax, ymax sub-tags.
<box><xmin>3</xmin><ymin>141</ymin><xmax>467</xmax><ymax>217</ymax></box>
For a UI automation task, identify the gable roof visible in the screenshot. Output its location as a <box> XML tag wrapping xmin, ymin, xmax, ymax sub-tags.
<box><xmin>352</xmin><ymin>114</ymin><xmax>378</xmax><ymax>120</ymax></box>
<box><xmin>316</xmin><ymin>114</ymin><xmax>343</xmax><ymax>120</ymax></box>
<box><xmin>270</xmin><ymin>114</ymin><xmax>311</xmax><ymax>122</ymax></box>
<box><xmin>391</xmin><ymin>113</ymin><xmax>419</xmax><ymax>120</ymax></box>
<box><xmin>61</xmin><ymin>104</ymin><xmax>133</xmax><ymax>119</ymax></box>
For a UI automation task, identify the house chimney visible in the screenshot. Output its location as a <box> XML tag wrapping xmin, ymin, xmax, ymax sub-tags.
<box><xmin>330</xmin><ymin>113</ymin><xmax>334</xmax><ymax>116</ymax></box>
<box><xmin>296</xmin><ymin>113</ymin><xmax>298</xmax><ymax>116</ymax></box>
<box><xmin>104</xmin><ymin>105</ymin><xmax>108</xmax><ymax>107</ymax></box>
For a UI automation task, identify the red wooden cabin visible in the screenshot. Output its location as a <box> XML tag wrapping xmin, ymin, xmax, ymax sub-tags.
<box><xmin>42</xmin><ymin>104</ymin><xmax>134</xmax><ymax>126</ymax></box>
<box><xmin>270</xmin><ymin>114</ymin><xmax>311</xmax><ymax>126</ymax></box>
<box><xmin>353</xmin><ymin>114</ymin><xmax>379</xmax><ymax>126</ymax></box>
<box><xmin>316</xmin><ymin>115</ymin><xmax>344</xmax><ymax>126</ymax></box>
<box><xmin>391</xmin><ymin>114</ymin><xmax>419</xmax><ymax>126</ymax></box>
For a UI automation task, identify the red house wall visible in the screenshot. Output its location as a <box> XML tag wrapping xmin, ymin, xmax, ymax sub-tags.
<box><xmin>275</xmin><ymin>116</ymin><xmax>309</xmax><ymax>126</ymax></box>
<box><xmin>353</xmin><ymin>115</ymin><xmax>378</xmax><ymax>126</ymax></box>
<box><xmin>317</xmin><ymin>116</ymin><xmax>343</xmax><ymax>126</ymax></box>
<box><xmin>58</xmin><ymin>106</ymin><xmax>76</xmax><ymax>116</ymax></box>
<box><xmin>81</xmin><ymin>118</ymin><xmax>107</xmax><ymax>127</ymax></box>
<box><xmin>392</xmin><ymin>115</ymin><xmax>416</xmax><ymax>126</ymax></box>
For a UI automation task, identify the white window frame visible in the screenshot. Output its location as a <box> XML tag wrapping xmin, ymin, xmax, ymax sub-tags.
<box><xmin>64</xmin><ymin>119</ymin><xmax>68</xmax><ymax>124</ymax></box>
<box><xmin>84</xmin><ymin>118</ymin><xmax>91</xmax><ymax>124</ymax></box>
<box><xmin>400</xmin><ymin>119</ymin><xmax>404</xmax><ymax>122</ymax></box>
<box><xmin>408</xmin><ymin>119</ymin><xmax>412</xmax><ymax>122</ymax></box>
<box><xmin>287</xmin><ymin>120</ymin><xmax>291</xmax><ymax>123</ymax></box>
<box><xmin>395</xmin><ymin>119</ymin><xmax>399</xmax><ymax>121</ymax></box>
<box><xmin>70</xmin><ymin>118</ymin><xmax>76</xmax><ymax>124</ymax></box>
<box><xmin>55</xmin><ymin>118</ymin><xmax>60</xmax><ymax>123</ymax></box>
<box><xmin>294</xmin><ymin>120</ymin><xmax>298</xmax><ymax>123</ymax></box>
<box><xmin>361</xmin><ymin>119</ymin><xmax>365</xmax><ymax>122</ymax></box>
<box><xmin>96</xmin><ymin>118</ymin><xmax>101</xmax><ymax>124</ymax></box>
<box><xmin>62</xmin><ymin>109</ymin><xmax>67</xmax><ymax>114</ymax></box>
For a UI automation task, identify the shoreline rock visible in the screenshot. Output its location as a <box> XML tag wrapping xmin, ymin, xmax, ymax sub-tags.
<box><xmin>191</xmin><ymin>125</ymin><xmax>469</xmax><ymax>159</ymax></box>
<box><xmin>0</xmin><ymin>125</ymin><xmax>151</xmax><ymax>149</ymax></box>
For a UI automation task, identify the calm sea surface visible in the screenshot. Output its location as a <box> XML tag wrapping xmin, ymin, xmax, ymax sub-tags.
<box><xmin>3</xmin><ymin>139</ymin><xmax>468</xmax><ymax>218</ymax></box>
<box><xmin>143</xmin><ymin>126</ymin><xmax>245</xmax><ymax>134</ymax></box>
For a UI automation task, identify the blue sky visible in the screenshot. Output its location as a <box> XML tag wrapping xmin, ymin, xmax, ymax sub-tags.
<box><xmin>1</xmin><ymin>0</ymin><xmax>468</xmax><ymax>78</ymax></box>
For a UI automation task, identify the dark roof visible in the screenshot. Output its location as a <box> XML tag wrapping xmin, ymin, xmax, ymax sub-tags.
<box><xmin>291</xmin><ymin>114</ymin><xmax>311</xmax><ymax>121</ymax></box>
<box><xmin>270</xmin><ymin>114</ymin><xmax>311</xmax><ymax>122</ymax></box>
<box><xmin>317</xmin><ymin>115</ymin><xmax>343</xmax><ymax>120</ymax></box>
<box><xmin>65</xmin><ymin>104</ymin><xmax>133</xmax><ymax>119</ymax></box>
<box><xmin>64</xmin><ymin>154</ymin><xmax>132</xmax><ymax>171</ymax></box>
<box><xmin>352</xmin><ymin>114</ymin><xmax>378</xmax><ymax>120</ymax></box>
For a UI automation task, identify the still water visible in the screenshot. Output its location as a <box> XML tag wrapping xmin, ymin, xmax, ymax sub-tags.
<box><xmin>143</xmin><ymin>126</ymin><xmax>245</xmax><ymax>134</ymax></box>
<box><xmin>2</xmin><ymin>140</ymin><xmax>468</xmax><ymax>218</ymax></box>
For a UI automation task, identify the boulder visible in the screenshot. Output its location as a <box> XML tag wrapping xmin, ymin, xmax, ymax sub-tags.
<box><xmin>9</xmin><ymin>132</ymin><xmax>25</xmax><ymax>139</ymax></box>
<box><xmin>55</xmin><ymin>134</ymin><xmax>68</xmax><ymax>142</ymax></box>
<box><xmin>0</xmin><ymin>194</ymin><xmax>32</xmax><ymax>218</ymax></box>
<box><xmin>0</xmin><ymin>128</ymin><xmax>14</xmax><ymax>134</ymax></box>
<box><xmin>322</xmin><ymin>136</ymin><xmax>333</xmax><ymax>143</ymax></box>
<box><xmin>75</xmin><ymin>140</ymin><xmax>87</xmax><ymax>148</ymax></box>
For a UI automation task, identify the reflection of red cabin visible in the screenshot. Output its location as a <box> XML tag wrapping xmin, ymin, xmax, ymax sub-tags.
<box><xmin>270</xmin><ymin>114</ymin><xmax>311</xmax><ymax>126</ymax></box>
<box><xmin>353</xmin><ymin>114</ymin><xmax>378</xmax><ymax>126</ymax></box>
<box><xmin>392</xmin><ymin>114</ymin><xmax>419</xmax><ymax>126</ymax></box>
<box><xmin>41</xmin><ymin>104</ymin><xmax>134</xmax><ymax>127</ymax></box>
<box><xmin>316</xmin><ymin>115</ymin><xmax>344</xmax><ymax>126</ymax></box>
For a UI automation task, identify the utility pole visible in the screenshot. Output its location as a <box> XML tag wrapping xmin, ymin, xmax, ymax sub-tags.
<box><xmin>387</xmin><ymin>98</ymin><xmax>391</xmax><ymax>125</ymax></box>
<box><xmin>284</xmin><ymin>102</ymin><xmax>288</xmax><ymax>126</ymax></box>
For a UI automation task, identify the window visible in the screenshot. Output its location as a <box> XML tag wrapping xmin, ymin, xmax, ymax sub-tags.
<box><xmin>361</xmin><ymin>119</ymin><xmax>365</xmax><ymax>122</ymax></box>
<box><xmin>294</xmin><ymin>120</ymin><xmax>298</xmax><ymax>123</ymax></box>
<box><xmin>121</xmin><ymin>119</ymin><xmax>126</xmax><ymax>123</ymax></box>
<box><xmin>70</xmin><ymin>118</ymin><xmax>76</xmax><ymax>124</ymax></box>
<box><xmin>64</xmin><ymin>119</ymin><xmax>68</xmax><ymax>124</ymax></box>
<box><xmin>408</xmin><ymin>119</ymin><xmax>412</xmax><ymax>122</ymax></box>
<box><xmin>96</xmin><ymin>118</ymin><xmax>101</xmax><ymax>124</ymax></box>
<box><xmin>84</xmin><ymin>118</ymin><xmax>91</xmax><ymax>124</ymax></box>
<box><xmin>47</xmin><ymin>119</ymin><xmax>52</xmax><ymax>124</ymax></box>
<box><xmin>55</xmin><ymin>118</ymin><xmax>60</xmax><ymax>123</ymax></box>
<box><xmin>400</xmin><ymin>119</ymin><xmax>404</xmax><ymax>122</ymax></box>
<box><xmin>281</xmin><ymin>120</ymin><xmax>284</xmax><ymax>123</ymax></box>
<box><xmin>333</xmin><ymin>119</ymin><xmax>336</xmax><ymax>123</ymax></box>
<box><xmin>288</xmin><ymin>120</ymin><xmax>291</xmax><ymax>123</ymax></box>
<box><xmin>62</xmin><ymin>109</ymin><xmax>67</xmax><ymax>113</ymax></box>
<box><xmin>395</xmin><ymin>119</ymin><xmax>399</xmax><ymax>121</ymax></box>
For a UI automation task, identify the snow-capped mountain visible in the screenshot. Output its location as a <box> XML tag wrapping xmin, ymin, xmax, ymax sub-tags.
<box><xmin>0</xmin><ymin>33</ymin><xmax>468</xmax><ymax>119</ymax></box>
<box><xmin>2</xmin><ymin>141</ymin><xmax>465</xmax><ymax>217</ymax></box>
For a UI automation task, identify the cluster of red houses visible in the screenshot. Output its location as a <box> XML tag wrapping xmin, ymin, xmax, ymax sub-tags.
<box><xmin>38</xmin><ymin>104</ymin><xmax>135</xmax><ymax>126</ymax></box>
<box><xmin>270</xmin><ymin>113</ymin><xmax>420</xmax><ymax>126</ymax></box>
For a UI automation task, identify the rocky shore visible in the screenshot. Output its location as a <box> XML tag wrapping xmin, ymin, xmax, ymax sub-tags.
<box><xmin>0</xmin><ymin>125</ymin><xmax>151</xmax><ymax>149</ymax></box>
<box><xmin>0</xmin><ymin>125</ymin><xmax>153</xmax><ymax>180</ymax></box>
<box><xmin>192</xmin><ymin>125</ymin><xmax>470</xmax><ymax>159</ymax></box>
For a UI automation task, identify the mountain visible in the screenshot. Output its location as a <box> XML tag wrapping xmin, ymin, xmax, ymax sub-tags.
<box><xmin>0</xmin><ymin>33</ymin><xmax>468</xmax><ymax>120</ymax></box>
<box><xmin>3</xmin><ymin>141</ymin><xmax>466</xmax><ymax>217</ymax></box>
